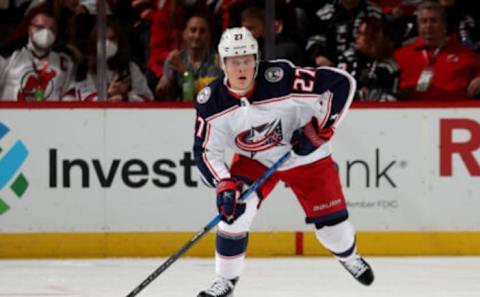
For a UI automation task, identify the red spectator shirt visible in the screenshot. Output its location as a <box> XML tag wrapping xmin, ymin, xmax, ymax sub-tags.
<box><xmin>143</xmin><ymin>0</ymin><xmax>184</xmax><ymax>79</ymax></box>
<box><xmin>394</xmin><ymin>37</ymin><xmax>480</xmax><ymax>100</ymax></box>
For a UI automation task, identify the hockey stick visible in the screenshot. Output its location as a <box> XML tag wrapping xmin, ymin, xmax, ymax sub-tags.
<box><xmin>125</xmin><ymin>151</ymin><xmax>291</xmax><ymax>297</ymax></box>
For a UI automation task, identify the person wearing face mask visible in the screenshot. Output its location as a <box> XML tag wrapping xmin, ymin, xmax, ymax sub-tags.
<box><xmin>74</xmin><ymin>21</ymin><xmax>153</xmax><ymax>102</ymax></box>
<box><xmin>0</xmin><ymin>5</ymin><xmax>76</xmax><ymax>101</ymax></box>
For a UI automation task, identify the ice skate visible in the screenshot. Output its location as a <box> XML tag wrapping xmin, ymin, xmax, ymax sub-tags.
<box><xmin>197</xmin><ymin>276</ymin><xmax>239</xmax><ymax>297</ymax></box>
<box><xmin>340</xmin><ymin>255</ymin><xmax>374</xmax><ymax>285</ymax></box>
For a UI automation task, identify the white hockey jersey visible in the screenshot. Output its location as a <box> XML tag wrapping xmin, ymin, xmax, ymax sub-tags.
<box><xmin>74</xmin><ymin>62</ymin><xmax>153</xmax><ymax>102</ymax></box>
<box><xmin>193</xmin><ymin>60</ymin><xmax>356</xmax><ymax>187</ymax></box>
<box><xmin>0</xmin><ymin>47</ymin><xmax>76</xmax><ymax>101</ymax></box>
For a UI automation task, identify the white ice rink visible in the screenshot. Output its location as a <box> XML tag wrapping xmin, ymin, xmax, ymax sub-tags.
<box><xmin>1</xmin><ymin>257</ymin><xmax>479</xmax><ymax>297</ymax></box>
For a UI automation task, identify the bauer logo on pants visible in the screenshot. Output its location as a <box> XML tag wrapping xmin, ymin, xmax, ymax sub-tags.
<box><xmin>0</xmin><ymin>122</ymin><xmax>29</xmax><ymax>215</ymax></box>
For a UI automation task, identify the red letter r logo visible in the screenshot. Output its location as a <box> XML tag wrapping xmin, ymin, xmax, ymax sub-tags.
<box><xmin>440</xmin><ymin>119</ymin><xmax>480</xmax><ymax>176</ymax></box>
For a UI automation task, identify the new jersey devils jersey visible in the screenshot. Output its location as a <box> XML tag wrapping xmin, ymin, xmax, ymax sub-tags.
<box><xmin>0</xmin><ymin>47</ymin><xmax>76</xmax><ymax>101</ymax></box>
<box><xmin>193</xmin><ymin>60</ymin><xmax>356</xmax><ymax>187</ymax></box>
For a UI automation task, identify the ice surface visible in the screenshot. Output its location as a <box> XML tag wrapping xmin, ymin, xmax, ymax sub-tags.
<box><xmin>1</xmin><ymin>257</ymin><xmax>479</xmax><ymax>297</ymax></box>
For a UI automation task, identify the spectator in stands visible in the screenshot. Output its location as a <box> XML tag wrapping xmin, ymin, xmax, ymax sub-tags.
<box><xmin>155</xmin><ymin>12</ymin><xmax>221</xmax><ymax>101</ymax></box>
<box><xmin>169</xmin><ymin>0</ymin><xmax>235</xmax><ymax>49</ymax></box>
<box><xmin>394</xmin><ymin>1</ymin><xmax>480</xmax><ymax>100</ymax></box>
<box><xmin>241</xmin><ymin>5</ymin><xmax>306</xmax><ymax>66</ymax></box>
<box><xmin>132</xmin><ymin>0</ymin><xmax>186</xmax><ymax>94</ymax></box>
<box><xmin>305</xmin><ymin>0</ymin><xmax>384</xmax><ymax>67</ymax></box>
<box><xmin>0</xmin><ymin>0</ymin><xmax>92</xmax><ymax>59</ymax></box>
<box><xmin>439</xmin><ymin>0</ymin><xmax>479</xmax><ymax>52</ymax></box>
<box><xmin>383</xmin><ymin>0</ymin><xmax>420</xmax><ymax>47</ymax></box>
<box><xmin>74</xmin><ymin>21</ymin><xmax>153</xmax><ymax>101</ymax></box>
<box><xmin>386</xmin><ymin>0</ymin><xmax>480</xmax><ymax>51</ymax></box>
<box><xmin>338</xmin><ymin>18</ymin><xmax>399</xmax><ymax>101</ymax></box>
<box><xmin>0</xmin><ymin>0</ymin><xmax>31</xmax><ymax>55</ymax></box>
<box><xmin>0</xmin><ymin>5</ymin><xmax>76</xmax><ymax>101</ymax></box>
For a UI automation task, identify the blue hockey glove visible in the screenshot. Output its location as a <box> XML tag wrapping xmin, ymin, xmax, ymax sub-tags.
<box><xmin>290</xmin><ymin>117</ymin><xmax>334</xmax><ymax>156</ymax></box>
<box><xmin>216</xmin><ymin>178</ymin><xmax>246</xmax><ymax>224</ymax></box>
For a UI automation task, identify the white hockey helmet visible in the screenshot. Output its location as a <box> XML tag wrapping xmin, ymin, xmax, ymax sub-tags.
<box><xmin>218</xmin><ymin>27</ymin><xmax>259</xmax><ymax>72</ymax></box>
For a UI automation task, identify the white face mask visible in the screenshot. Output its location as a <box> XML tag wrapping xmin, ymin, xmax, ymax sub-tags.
<box><xmin>105</xmin><ymin>39</ymin><xmax>118</xmax><ymax>59</ymax></box>
<box><xmin>31</xmin><ymin>28</ymin><xmax>55</xmax><ymax>50</ymax></box>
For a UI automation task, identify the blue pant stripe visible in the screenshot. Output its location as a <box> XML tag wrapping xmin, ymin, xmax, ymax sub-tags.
<box><xmin>308</xmin><ymin>209</ymin><xmax>349</xmax><ymax>228</ymax></box>
<box><xmin>216</xmin><ymin>232</ymin><xmax>249</xmax><ymax>257</ymax></box>
<box><xmin>332</xmin><ymin>239</ymin><xmax>357</xmax><ymax>258</ymax></box>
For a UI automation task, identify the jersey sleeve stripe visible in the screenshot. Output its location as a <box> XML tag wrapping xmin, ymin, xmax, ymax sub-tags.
<box><xmin>201</xmin><ymin>123</ymin><xmax>222</xmax><ymax>183</ymax></box>
<box><xmin>318</xmin><ymin>91</ymin><xmax>333</xmax><ymax>129</ymax></box>
<box><xmin>202</xmin><ymin>153</ymin><xmax>221</xmax><ymax>183</ymax></box>
<box><xmin>323</xmin><ymin>67</ymin><xmax>356</xmax><ymax>128</ymax></box>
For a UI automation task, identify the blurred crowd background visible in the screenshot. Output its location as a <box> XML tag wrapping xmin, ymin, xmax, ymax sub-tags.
<box><xmin>0</xmin><ymin>0</ymin><xmax>479</xmax><ymax>102</ymax></box>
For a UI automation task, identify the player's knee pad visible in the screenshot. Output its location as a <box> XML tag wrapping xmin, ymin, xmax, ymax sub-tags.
<box><xmin>315</xmin><ymin>219</ymin><xmax>356</xmax><ymax>258</ymax></box>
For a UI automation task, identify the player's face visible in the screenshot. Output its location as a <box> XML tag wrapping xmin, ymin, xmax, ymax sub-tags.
<box><xmin>224</xmin><ymin>55</ymin><xmax>256</xmax><ymax>92</ymax></box>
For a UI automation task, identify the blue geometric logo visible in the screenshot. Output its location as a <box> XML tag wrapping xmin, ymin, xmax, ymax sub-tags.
<box><xmin>0</xmin><ymin>122</ymin><xmax>29</xmax><ymax>215</ymax></box>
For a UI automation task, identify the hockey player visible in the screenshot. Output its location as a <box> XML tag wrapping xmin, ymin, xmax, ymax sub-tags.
<box><xmin>0</xmin><ymin>5</ymin><xmax>76</xmax><ymax>101</ymax></box>
<box><xmin>193</xmin><ymin>27</ymin><xmax>374</xmax><ymax>297</ymax></box>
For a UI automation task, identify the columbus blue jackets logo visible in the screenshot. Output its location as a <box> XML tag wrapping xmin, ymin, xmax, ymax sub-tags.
<box><xmin>235</xmin><ymin>119</ymin><xmax>283</xmax><ymax>155</ymax></box>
